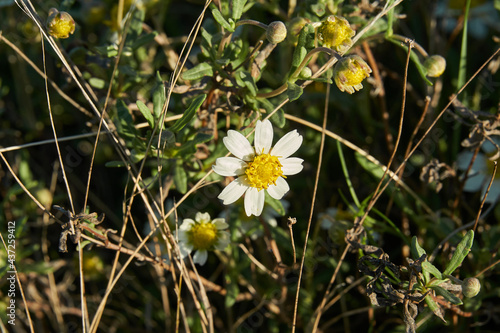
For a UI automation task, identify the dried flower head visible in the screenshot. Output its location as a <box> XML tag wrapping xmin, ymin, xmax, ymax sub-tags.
<box><xmin>333</xmin><ymin>55</ymin><xmax>372</xmax><ymax>94</ymax></box>
<box><xmin>266</xmin><ymin>21</ymin><xmax>287</xmax><ymax>44</ymax></box>
<box><xmin>46</xmin><ymin>8</ymin><xmax>75</xmax><ymax>39</ymax></box>
<box><xmin>318</xmin><ymin>15</ymin><xmax>355</xmax><ymax>52</ymax></box>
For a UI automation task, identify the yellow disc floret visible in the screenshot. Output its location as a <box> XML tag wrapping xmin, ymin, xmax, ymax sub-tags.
<box><xmin>245</xmin><ymin>154</ymin><xmax>284</xmax><ymax>190</ymax></box>
<box><xmin>318</xmin><ymin>15</ymin><xmax>355</xmax><ymax>53</ymax></box>
<box><xmin>189</xmin><ymin>222</ymin><xmax>218</xmax><ymax>250</ymax></box>
<box><xmin>333</xmin><ymin>55</ymin><xmax>372</xmax><ymax>94</ymax></box>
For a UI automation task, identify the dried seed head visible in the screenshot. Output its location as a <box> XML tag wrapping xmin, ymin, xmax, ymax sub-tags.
<box><xmin>46</xmin><ymin>8</ymin><xmax>75</xmax><ymax>39</ymax></box>
<box><xmin>266</xmin><ymin>21</ymin><xmax>287</xmax><ymax>44</ymax></box>
<box><xmin>424</xmin><ymin>55</ymin><xmax>446</xmax><ymax>78</ymax></box>
<box><xmin>333</xmin><ymin>55</ymin><xmax>372</xmax><ymax>94</ymax></box>
<box><xmin>462</xmin><ymin>277</ymin><xmax>481</xmax><ymax>298</ymax></box>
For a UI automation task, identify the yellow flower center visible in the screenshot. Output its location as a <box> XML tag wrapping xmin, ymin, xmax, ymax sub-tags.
<box><xmin>189</xmin><ymin>222</ymin><xmax>218</xmax><ymax>250</ymax></box>
<box><xmin>245</xmin><ymin>153</ymin><xmax>284</xmax><ymax>190</ymax></box>
<box><xmin>319</xmin><ymin>16</ymin><xmax>355</xmax><ymax>51</ymax></box>
<box><xmin>343</xmin><ymin>63</ymin><xmax>369</xmax><ymax>86</ymax></box>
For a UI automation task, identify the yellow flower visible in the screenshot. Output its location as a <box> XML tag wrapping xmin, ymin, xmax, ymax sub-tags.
<box><xmin>46</xmin><ymin>8</ymin><xmax>75</xmax><ymax>39</ymax></box>
<box><xmin>177</xmin><ymin>212</ymin><xmax>230</xmax><ymax>265</ymax></box>
<box><xmin>333</xmin><ymin>55</ymin><xmax>372</xmax><ymax>94</ymax></box>
<box><xmin>318</xmin><ymin>15</ymin><xmax>355</xmax><ymax>53</ymax></box>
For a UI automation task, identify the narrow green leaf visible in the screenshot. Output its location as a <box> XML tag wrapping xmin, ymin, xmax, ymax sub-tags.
<box><xmin>225</xmin><ymin>275</ymin><xmax>239</xmax><ymax>307</ymax></box>
<box><xmin>433</xmin><ymin>286</ymin><xmax>463</xmax><ymax>305</ymax></box>
<box><xmin>170</xmin><ymin>94</ymin><xmax>207</xmax><ymax>133</ymax></box>
<box><xmin>289</xmin><ymin>24</ymin><xmax>314</xmax><ymax>80</ymax></box>
<box><xmin>422</xmin><ymin>261</ymin><xmax>442</xmax><ymax>280</ymax></box>
<box><xmin>231</xmin><ymin>0</ymin><xmax>247</xmax><ymax>20</ymax></box>
<box><xmin>287</xmin><ymin>82</ymin><xmax>303</xmax><ymax>101</ymax></box>
<box><xmin>181</xmin><ymin>63</ymin><xmax>214</xmax><ymax>81</ymax></box>
<box><xmin>132</xmin><ymin>31</ymin><xmax>158</xmax><ymax>49</ymax></box>
<box><xmin>115</xmin><ymin>99</ymin><xmax>137</xmax><ymax>138</ymax></box>
<box><xmin>105</xmin><ymin>161</ymin><xmax>127</xmax><ymax>167</ymax></box>
<box><xmin>153</xmin><ymin>72</ymin><xmax>165</xmax><ymax>121</ymax></box>
<box><xmin>425</xmin><ymin>294</ymin><xmax>446</xmax><ymax>322</ymax></box>
<box><xmin>136</xmin><ymin>100</ymin><xmax>155</xmax><ymax>128</ymax></box>
<box><xmin>174</xmin><ymin>162</ymin><xmax>188</xmax><ymax>194</ymax></box>
<box><xmin>443</xmin><ymin>230</ymin><xmax>474</xmax><ymax>276</ymax></box>
<box><xmin>212</xmin><ymin>8</ymin><xmax>234</xmax><ymax>32</ymax></box>
<box><xmin>411</xmin><ymin>236</ymin><xmax>426</xmax><ymax>259</ymax></box>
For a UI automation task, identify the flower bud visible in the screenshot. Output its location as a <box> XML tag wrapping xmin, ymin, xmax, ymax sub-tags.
<box><xmin>333</xmin><ymin>55</ymin><xmax>372</xmax><ymax>94</ymax></box>
<box><xmin>462</xmin><ymin>277</ymin><xmax>481</xmax><ymax>298</ymax></box>
<box><xmin>299</xmin><ymin>67</ymin><xmax>312</xmax><ymax>79</ymax></box>
<box><xmin>266</xmin><ymin>21</ymin><xmax>287</xmax><ymax>44</ymax></box>
<box><xmin>318</xmin><ymin>15</ymin><xmax>355</xmax><ymax>53</ymax></box>
<box><xmin>424</xmin><ymin>55</ymin><xmax>446</xmax><ymax>77</ymax></box>
<box><xmin>46</xmin><ymin>8</ymin><xmax>75</xmax><ymax>39</ymax></box>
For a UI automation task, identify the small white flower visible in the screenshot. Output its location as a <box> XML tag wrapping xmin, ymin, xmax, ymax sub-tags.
<box><xmin>177</xmin><ymin>212</ymin><xmax>230</xmax><ymax>265</ymax></box>
<box><xmin>213</xmin><ymin>119</ymin><xmax>304</xmax><ymax>216</ymax></box>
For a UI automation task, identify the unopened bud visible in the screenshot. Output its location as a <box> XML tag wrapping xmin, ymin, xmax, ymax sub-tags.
<box><xmin>462</xmin><ymin>277</ymin><xmax>481</xmax><ymax>298</ymax></box>
<box><xmin>424</xmin><ymin>55</ymin><xmax>446</xmax><ymax>78</ymax></box>
<box><xmin>266</xmin><ymin>21</ymin><xmax>287</xmax><ymax>44</ymax></box>
<box><xmin>46</xmin><ymin>8</ymin><xmax>75</xmax><ymax>39</ymax></box>
<box><xmin>318</xmin><ymin>15</ymin><xmax>355</xmax><ymax>53</ymax></box>
<box><xmin>333</xmin><ymin>55</ymin><xmax>372</xmax><ymax>94</ymax></box>
<box><xmin>299</xmin><ymin>67</ymin><xmax>312</xmax><ymax>79</ymax></box>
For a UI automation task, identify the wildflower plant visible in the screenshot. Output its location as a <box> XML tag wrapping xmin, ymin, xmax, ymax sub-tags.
<box><xmin>2</xmin><ymin>0</ymin><xmax>500</xmax><ymax>332</ymax></box>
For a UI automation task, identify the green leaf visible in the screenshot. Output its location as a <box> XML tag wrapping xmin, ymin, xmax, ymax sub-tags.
<box><xmin>287</xmin><ymin>82</ymin><xmax>303</xmax><ymax>101</ymax></box>
<box><xmin>289</xmin><ymin>24</ymin><xmax>314</xmax><ymax>79</ymax></box>
<box><xmin>422</xmin><ymin>261</ymin><xmax>442</xmax><ymax>280</ymax></box>
<box><xmin>231</xmin><ymin>0</ymin><xmax>247</xmax><ymax>20</ymax></box>
<box><xmin>170</xmin><ymin>94</ymin><xmax>207</xmax><ymax>133</ymax></box>
<box><xmin>236</xmin><ymin>71</ymin><xmax>257</xmax><ymax>96</ymax></box>
<box><xmin>181</xmin><ymin>63</ymin><xmax>214</xmax><ymax>81</ymax></box>
<box><xmin>115</xmin><ymin>99</ymin><xmax>137</xmax><ymax>139</ymax></box>
<box><xmin>136</xmin><ymin>100</ymin><xmax>155</xmax><ymax>128</ymax></box>
<box><xmin>411</xmin><ymin>236</ymin><xmax>426</xmax><ymax>259</ymax></box>
<box><xmin>105</xmin><ymin>161</ymin><xmax>127</xmax><ymax>167</ymax></box>
<box><xmin>443</xmin><ymin>230</ymin><xmax>474</xmax><ymax>276</ymax></box>
<box><xmin>153</xmin><ymin>72</ymin><xmax>166</xmax><ymax>121</ymax></box>
<box><xmin>89</xmin><ymin>77</ymin><xmax>106</xmax><ymax>89</ymax></box>
<box><xmin>265</xmin><ymin>192</ymin><xmax>285</xmax><ymax>216</ymax></box>
<box><xmin>433</xmin><ymin>286</ymin><xmax>463</xmax><ymax>305</ymax></box>
<box><xmin>212</xmin><ymin>8</ymin><xmax>234</xmax><ymax>32</ymax></box>
<box><xmin>174</xmin><ymin>162</ymin><xmax>188</xmax><ymax>194</ymax></box>
<box><xmin>225</xmin><ymin>275</ymin><xmax>239</xmax><ymax>307</ymax></box>
<box><xmin>425</xmin><ymin>294</ymin><xmax>446</xmax><ymax>322</ymax></box>
<box><xmin>132</xmin><ymin>31</ymin><xmax>158</xmax><ymax>49</ymax></box>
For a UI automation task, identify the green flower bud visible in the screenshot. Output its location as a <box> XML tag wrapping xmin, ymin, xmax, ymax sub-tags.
<box><xmin>46</xmin><ymin>8</ymin><xmax>75</xmax><ymax>39</ymax></box>
<box><xmin>266</xmin><ymin>21</ymin><xmax>287</xmax><ymax>44</ymax></box>
<box><xmin>287</xmin><ymin>17</ymin><xmax>311</xmax><ymax>44</ymax></box>
<box><xmin>299</xmin><ymin>67</ymin><xmax>312</xmax><ymax>79</ymax></box>
<box><xmin>333</xmin><ymin>55</ymin><xmax>372</xmax><ymax>94</ymax></box>
<box><xmin>424</xmin><ymin>55</ymin><xmax>446</xmax><ymax>78</ymax></box>
<box><xmin>318</xmin><ymin>15</ymin><xmax>355</xmax><ymax>53</ymax></box>
<box><xmin>462</xmin><ymin>277</ymin><xmax>481</xmax><ymax>298</ymax></box>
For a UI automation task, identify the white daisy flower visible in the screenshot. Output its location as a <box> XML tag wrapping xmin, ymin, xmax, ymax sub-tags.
<box><xmin>213</xmin><ymin>119</ymin><xmax>304</xmax><ymax>216</ymax></box>
<box><xmin>177</xmin><ymin>212</ymin><xmax>230</xmax><ymax>265</ymax></box>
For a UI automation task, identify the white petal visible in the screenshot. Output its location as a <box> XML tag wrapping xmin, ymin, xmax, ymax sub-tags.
<box><xmin>280</xmin><ymin>157</ymin><xmax>304</xmax><ymax>175</ymax></box>
<box><xmin>177</xmin><ymin>230</ymin><xmax>189</xmax><ymax>242</ymax></box>
<box><xmin>267</xmin><ymin>177</ymin><xmax>289</xmax><ymax>200</ymax></box>
<box><xmin>195</xmin><ymin>212</ymin><xmax>211</xmax><ymax>223</ymax></box>
<box><xmin>244</xmin><ymin>187</ymin><xmax>265</xmax><ymax>216</ymax></box>
<box><xmin>178</xmin><ymin>242</ymin><xmax>193</xmax><ymax>258</ymax></box>
<box><xmin>483</xmin><ymin>180</ymin><xmax>500</xmax><ymax>203</ymax></box>
<box><xmin>193</xmin><ymin>250</ymin><xmax>208</xmax><ymax>265</ymax></box>
<box><xmin>179</xmin><ymin>219</ymin><xmax>195</xmax><ymax>231</ymax></box>
<box><xmin>213</xmin><ymin>157</ymin><xmax>247</xmax><ymax>176</ymax></box>
<box><xmin>218</xmin><ymin>177</ymin><xmax>249</xmax><ymax>205</ymax></box>
<box><xmin>215</xmin><ymin>231</ymin><xmax>230</xmax><ymax>250</ymax></box>
<box><xmin>272</xmin><ymin>130</ymin><xmax>303</xmax><ymax>158</ymax></box>
<box><xmin>254</xmin><ymin>120</ymin><xmax>273</xmax><ymax>155</ymax></box>
<box><xmin>213</xmin><ymin>218</ymin><xmax>228</xmax><ymax>229</ymax></box>
<box><xmin>223</xmin><ymin>130</ymin><xmax>255</xmax><ymax>161</ymax></box>
<box><xmin>463</xmin><ymin>173</ymin><xmax>486</xmax><ymax>192</ymax></box>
